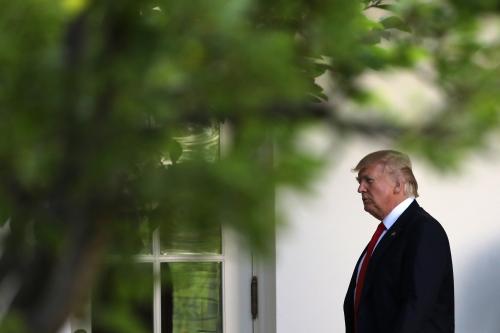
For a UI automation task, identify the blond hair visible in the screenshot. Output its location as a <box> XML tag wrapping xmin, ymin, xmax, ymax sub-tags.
<box><xmin>353</xmin><ymin>150</ymin><xmax>419</xmax><ymax>197</ymax></box>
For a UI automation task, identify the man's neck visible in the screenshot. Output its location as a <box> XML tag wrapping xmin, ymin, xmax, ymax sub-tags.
<box><xmin>381</xmin><ymin>197</ymin><xmax>415</xmax><ymax>229</ymax></box>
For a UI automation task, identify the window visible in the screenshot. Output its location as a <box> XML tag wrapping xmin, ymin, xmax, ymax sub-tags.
<box><xmin>66</xmin><ymin>123</ymin><xmax>256</xmax><ymax>333</ymax></box>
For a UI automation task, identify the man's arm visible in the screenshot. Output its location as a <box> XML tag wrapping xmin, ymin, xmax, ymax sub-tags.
<box><xmin>394</xmin><ymin>218</ymin><xmax>453</xmax><ymax>333</ymax></box>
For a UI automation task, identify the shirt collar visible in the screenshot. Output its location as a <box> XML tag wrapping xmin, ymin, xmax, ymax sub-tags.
<box><xmin>382</xmin><ymin>197</ymin><xmax>415</xmax><ymax>230</ymax></box>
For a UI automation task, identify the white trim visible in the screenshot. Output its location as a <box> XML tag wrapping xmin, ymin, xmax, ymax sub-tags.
<box><xmin>221</xmin><ymin>227</ymin><xmax>228</xmax><ymax>333</ymax></box>
<box><xmin>152</xmin><ymin>229</ymin><xmax>162</xmax><ymax>333</ymax></box>
<box><xmin>222</xmin><ymin>228</ymin><xmax>253</xmax><ymax>333</ymax></box>
<box><xmin>135</xmin><ymin>254</ymin><xmax>224</xmax><ymax>263</ymax></box>
<box><xmin>252</xmin><ymin>254</ymin><xmax>277</xmax><ymax>333</ymax></box>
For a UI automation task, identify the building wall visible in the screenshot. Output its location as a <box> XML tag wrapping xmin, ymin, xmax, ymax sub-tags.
<box><xmin>276</xmin><ymin>136</ymin><xmax>500</xmax><ymax>333</ymax></box>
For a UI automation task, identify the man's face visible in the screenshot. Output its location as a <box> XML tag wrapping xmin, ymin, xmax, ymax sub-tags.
<box><xmin>356</xmin><ymin>162</ymin><xmax>398</xmax><ymax>220</ymax></box>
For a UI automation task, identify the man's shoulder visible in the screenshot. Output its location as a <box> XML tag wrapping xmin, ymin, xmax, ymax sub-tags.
<box><xmin>410</xmin><ymin>203</ymin><xmax>450</xmax><ymax>242</ymax></box>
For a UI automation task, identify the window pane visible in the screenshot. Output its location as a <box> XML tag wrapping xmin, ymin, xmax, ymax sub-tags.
<box><xmin>161</xmin><ymin>262</ymin><xmax>222</xmax><ymax>333</ymax></box>
<box><xmin>138</xmin><ymin>217</ymin><xmax>153</xmax><ymax>255</ymax></box>
<box><xmin>107</xmin><ymin>218</ymin><xmax>153</xmax><ymax>256</ymax></box>
<box><xmin>161</xmin><ymin>122</ymin><xmax>222</xmax><ymax>255</ymax></box>
<box><xmin>160</xmin><ymin>224</ymin><xmax>221</xmax><ymax>255</ymax></box>
<box><xmin>173</xmin><ymin>123</ymin><xmax>219</xmax><ymax>163</ymax></box>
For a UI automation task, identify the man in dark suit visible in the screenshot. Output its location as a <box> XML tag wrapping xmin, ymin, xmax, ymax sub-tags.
<box><xmin>344</xmin><ymin>150</ymin><xmax>454</xmax><ymax>333</ymax></box>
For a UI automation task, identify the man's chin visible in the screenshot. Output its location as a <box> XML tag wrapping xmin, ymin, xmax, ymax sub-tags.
<box><xmin>363</xmin><ymin>205</ymin><xmax>380</xmax><ymax>219</ymax></box>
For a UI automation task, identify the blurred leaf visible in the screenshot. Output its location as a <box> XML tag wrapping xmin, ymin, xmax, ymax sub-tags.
<box><xmin>380</xmin><ymin>15</ymin><xmax>411</xmax><ymax>32</ymax></box>
<box><xmin>166</xmin><ymin>139</ymin><xmax>183</xmax><ymax>165</ymax></box>
<box><xmin>0</xmin><ymin>1</ymin><xmax>499</xmax><ymax>332</ymax></box>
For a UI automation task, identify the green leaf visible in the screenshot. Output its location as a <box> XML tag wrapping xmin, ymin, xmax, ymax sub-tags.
<box><xmin>363</xmin><ymin>29</ymin><xmax>384</xmax><ymax>44</ymax></box>
<box><xmin>167</xmin><ymin>139</ymin><xmax>183</xmax><ymax>165</ymax></box>
<box><xmin>380</xmin><ymin>16</ymin><xmax>411</xmax><ymax>32</ymax></box>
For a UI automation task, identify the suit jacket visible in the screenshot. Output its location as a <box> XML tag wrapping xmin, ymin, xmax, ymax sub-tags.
<box><xmin>344</xmin><ymin>201</ymin><xmax>454</xmax><ymax>333</ymax></box>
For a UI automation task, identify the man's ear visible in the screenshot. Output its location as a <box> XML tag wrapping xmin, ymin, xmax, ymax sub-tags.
<box><xmin>393</xmin><ymin>180</ymin><xmax>402</xmax><ymax>194</ymax></box>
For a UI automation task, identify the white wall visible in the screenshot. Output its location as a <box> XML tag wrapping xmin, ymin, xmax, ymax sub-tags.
<box><xmin>276</xmin><ymin>136</ymin><xmax>500</xmax><ymax>333</ymax></box>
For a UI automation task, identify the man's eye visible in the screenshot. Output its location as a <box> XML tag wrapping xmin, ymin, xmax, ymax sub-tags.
<box><xmin>367</xmin><ymin>178</ymin><xmax>374</xmax><ymax>184</ymax></box>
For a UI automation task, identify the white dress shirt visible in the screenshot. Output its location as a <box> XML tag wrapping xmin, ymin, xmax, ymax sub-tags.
<box><xmin>356</xmin><ymin>196</ymin><xmax>415</xmax><ymax>282</ymax></box>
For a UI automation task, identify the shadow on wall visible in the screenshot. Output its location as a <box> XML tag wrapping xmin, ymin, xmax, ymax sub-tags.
<box><xmin>459</xmin><ymin>237</ymin><xmax>500</xmax><ymax>333</ymax></box>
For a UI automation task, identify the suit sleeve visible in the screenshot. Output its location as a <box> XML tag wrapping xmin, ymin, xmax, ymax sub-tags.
<box><xmin>394</xmin><ymin>218</ymin><xmax>452</xmax><ymax>333</ymax></box>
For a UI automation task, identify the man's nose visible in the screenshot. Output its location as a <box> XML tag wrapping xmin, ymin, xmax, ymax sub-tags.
<box><xmin>357</xmin><ymin>182</ymin><xmax>366</xmax><ymax>193</ymax></box>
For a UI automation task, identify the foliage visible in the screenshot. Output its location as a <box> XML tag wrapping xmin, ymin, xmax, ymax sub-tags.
<box><xmin>0</xmin><ymin>0</ymin><xmax>498</xmax><ymax>332</ymax></box>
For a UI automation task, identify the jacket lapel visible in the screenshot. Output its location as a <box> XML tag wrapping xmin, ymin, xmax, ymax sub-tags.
<box><xmin>361</xmin><ymin>200</ymin><xmax>420</xmax><ymax>293</ymax></box>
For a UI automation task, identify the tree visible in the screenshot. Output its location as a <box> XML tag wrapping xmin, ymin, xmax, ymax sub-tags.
<box><xmin>0</xmin><ymin>0</ymin><xmax>498</xmax><ymax>332</ymax></box>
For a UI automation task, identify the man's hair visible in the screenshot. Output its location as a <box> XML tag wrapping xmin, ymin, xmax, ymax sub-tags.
<box><xmin>353</xmin><ymin>150</ymin><xmax>419</xmax><ymax>197</ymax></box>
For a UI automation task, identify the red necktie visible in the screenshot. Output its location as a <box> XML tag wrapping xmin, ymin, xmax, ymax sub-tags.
<box><xmin>354</xmin><ymin>222</ymin><xmax>386</xmax><ymax>315</ymax></box>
